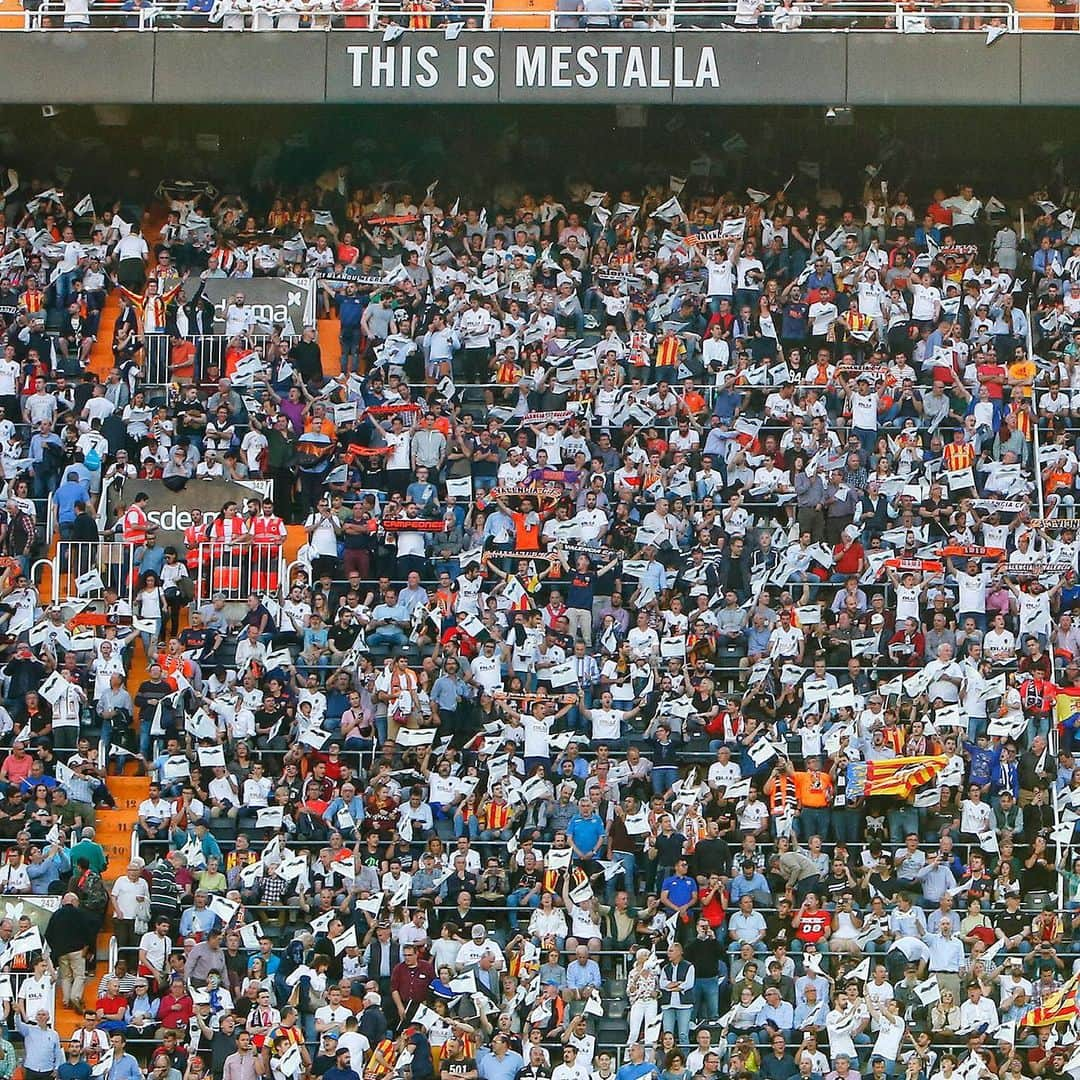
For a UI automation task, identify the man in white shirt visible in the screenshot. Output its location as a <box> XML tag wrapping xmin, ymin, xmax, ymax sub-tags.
<box><xmin>224</xmin><ymin>295</ymin><xmax>256</xmax><ymax>337</ymax></box>
<box><xmin>702</xmin><ymin>324</ymin><xmax>730</xmax><ymax>374</ymax></box>
<box><xmin>137</xmin><ymin>783</ymin><xmax>173</xmax><ymax>850</ymax></box>
<box><xmin>857</xmin><ymin>268</ymin><xmax>888</xmax><ymax>326</ymax></box>
<box><xmin>910</xmin><ymin>271</ymin><xmax>942</xmax><ymax>327</ymax></box>
<box><xmin>809</xmin><ymin>289</ymin><xmax>839</xmax><ymax>340</ymax></box>
<box><xmin>941</xmin><ymin>185</ymin><xmax>983</xmax><ymax>239</ymax></box>
<box><xmin>110</xmin><ymin>860</ymin><xmax>150</xmax><ymax>951</ymax></box>
<box><xmin>455</xmin><ymin>925</ymin><xmax>505</xmax><ymax>971</ymax></box>
<box><xmin>457</xmin><ymin>295</ymin><xmax>496</xmax><ymax>382</ymax></box>
<box><xmin>958</xmin><ymin>980</ymin><xmax>998</xmax><ymax>1032</ymax></box>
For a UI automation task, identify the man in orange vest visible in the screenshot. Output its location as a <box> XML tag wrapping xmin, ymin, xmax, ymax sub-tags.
<box><xmin>121</xmin><ymin>491</ymin><xmax>155</xmax><ymax>587</ymax></box>
<box><xmin>247</xmin><ymin>500</ymin><xmax>287</xmax><ymax>591</ymax></box>
<box><xmin>122</xmin><ymin>492</ymin><xmax>154</xmax><ymax>547</ymax></box>
<box><xmin>183</xmin><ymin>509</ymin><xmax>211</xmax><ymax>596</ymax></box>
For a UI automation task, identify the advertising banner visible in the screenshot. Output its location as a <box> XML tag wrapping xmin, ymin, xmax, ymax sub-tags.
<box><xmin>180</xmin><ymin>276</ymin><xmax>316</xmax><ymax>337</ymax></box>
<box><xmin>100</xmin><ymin>476</ymin><xmax>272</xmax><ymax>549</ymax></box>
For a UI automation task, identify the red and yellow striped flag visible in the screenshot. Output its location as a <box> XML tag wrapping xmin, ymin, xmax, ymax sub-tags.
<box><xmin>845</xmin><ymin>756</ymin><xmax>948</xmax><ymax>800</ymax></box>
<box><xmin>1023</xmin><ymin>973</ymin><xmax>1079</xmax><ymax>1027</ymax></box>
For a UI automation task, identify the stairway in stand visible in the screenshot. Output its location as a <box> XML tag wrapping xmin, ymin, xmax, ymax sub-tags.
<box><xmin>87</xmin><ymin>291</ymin><xmax>122</xmax><ymax>381</ymax></box>
<box><xmin>51</xmin><ymin>644</ymin><xmax>151</xmax><ymax>1034</ymax></box>
<box><xmin>47</xmin><ymin>222</ymin><xmax>337</xmax><ymax>1035</ymax></box>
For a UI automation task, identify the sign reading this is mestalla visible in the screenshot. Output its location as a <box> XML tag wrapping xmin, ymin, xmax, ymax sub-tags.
<box><xmin>344</xmin><ymin>41</ymin><xmax>721</xmax><ymax>91</ymax></box>
<box><xmin>0</xmin><ymin>30</ymin><xmax>1044</xmax><ymax>106</ymax></box>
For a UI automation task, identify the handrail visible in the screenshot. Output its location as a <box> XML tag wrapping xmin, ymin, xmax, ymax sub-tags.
<box><xmin>16</xmin><ymin>0</ymin><xmax>1028</xmax><ymax>29</ymax></box>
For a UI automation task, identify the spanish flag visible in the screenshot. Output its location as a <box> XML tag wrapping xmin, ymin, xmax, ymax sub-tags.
<box><xmin>845</xmin><ymin>756</ymin><xmax>948</xmax><ymax>800</ymax></box>
<box><xmin>1023</xmin><ymin>973</ymin><xmax>1079</xmax><ymax>1026</ymax></box>
<box><xmin>1056</xmin><ymin>687</ymin><xmax>1080</xmax><ymax>731</ymax></box>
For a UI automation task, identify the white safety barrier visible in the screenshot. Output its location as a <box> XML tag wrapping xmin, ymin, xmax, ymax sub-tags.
<box><xmin>193</xmin><ymin>540</ymin><xmax>287</xmax><ymax>603</ymax></box>
<box><xmin>19</xmin><ymin>0</ymin><xmax>1022</xmax><ymax>30</ymax></box>
<box><xmin>52</xmin><ymin>540</ymin><xmax>137</xmax><ymax>609</ymax></box>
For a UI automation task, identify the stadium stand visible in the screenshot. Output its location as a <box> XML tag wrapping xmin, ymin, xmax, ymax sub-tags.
<box><xmin>0</xmin><ymin>168</ymin><xmax>1074</xmax><ymax>1080</ymax></box>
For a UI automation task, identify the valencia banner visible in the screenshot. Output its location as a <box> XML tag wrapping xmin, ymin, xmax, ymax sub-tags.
<box><xmin>845</xmin><ymin>756</ymin><xmax>948</xmax><ymax>800</ymax></box>
<box><xmin>1023</xmin><ymin>973</ymin><xmax>1078</xmax><ymax>1026</ymax></box>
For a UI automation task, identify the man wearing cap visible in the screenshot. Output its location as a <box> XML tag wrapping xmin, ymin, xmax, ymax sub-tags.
<box><xmin>320</xmin><ymin>1048</ymin><xmax>360</xmax><ymax>1080</ymax></box>
<box><xmin>312</xmin><ymin>1033</ymin><xmax>341</xmax><ymax>1079</ymax></box>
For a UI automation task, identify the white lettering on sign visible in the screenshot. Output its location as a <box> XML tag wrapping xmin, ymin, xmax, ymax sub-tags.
<box><xmin>347</xmin><ymin>44</ymin><xmax>441</xmax><ymax>88</ymax></box>
<box><xmin>212</xmin><ymin>298</ymin><xmax>289</xmax><ymax>326</ymax></box>
<box><xmin>347</xmin><ymin>43</ymin><xmax>721</xmax><ymax>91</ymax></box>
<box><xmin>457</xmin><ymin>44</ymin><xmax>496</xmax><ymax>87</ymax></box>
<box><xmin>513</xmin><ymin>44</ymin><xmax>719</xmax><ymax>89</ymax></box>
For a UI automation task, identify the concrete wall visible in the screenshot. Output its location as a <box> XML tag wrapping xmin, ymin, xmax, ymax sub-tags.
<box><xmin>0</xmin><ymin>29</ymin><xmax>1066</xmax><ymax>104</ymax></box>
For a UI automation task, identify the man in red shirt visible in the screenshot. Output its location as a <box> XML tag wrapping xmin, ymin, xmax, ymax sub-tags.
<box><xmin>389</xmin><ymin>944</ymin><xmax>435</xmax><ymax>1020</ymax></box>
<box><xmin>927</xmin><ymin>189</ymin><xmax>954</xmax><ymax>227</ymax></box>
<box><xmin>157</xmin><ymin>975</ymin><xmax>195</xmax><ymax>1031</ymax></box>
<box><xmin>976</xmin><ymin>353</ymin><xmax>1007</xmax><ymax>400</ymax></box>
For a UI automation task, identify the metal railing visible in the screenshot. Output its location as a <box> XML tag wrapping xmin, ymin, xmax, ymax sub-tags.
<box><xmin>193</xmin><ymin>539</ymin><xmax>287</xmax><ymax>603</ymax></box>
<box><xmin>142</xmin><ymin>332</ymin><xmax>303</xmax><ymax>395</ymax></box>
<box><xmin>52</xmin><ymin>539</ymin><xmax>137</xmax><ymax>608</ymax></box>
<box><xmin>12</xmin><ymin>0</ymin><xmax>1033</xmax><ymax>29</ymax></box>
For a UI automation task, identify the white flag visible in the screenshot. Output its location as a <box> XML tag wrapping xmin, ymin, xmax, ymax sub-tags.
<box><xmin>652</xmin><ymin>196</ymin><xmax>684</xmax><ymax>222</ymax></box>
<box><xmin>72</xmin><ymin>194</ymin><xmax>94</xmax><ymax>217</ymax></box>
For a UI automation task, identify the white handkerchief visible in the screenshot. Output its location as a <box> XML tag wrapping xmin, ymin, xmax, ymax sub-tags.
<box><xmin>197</xmin><ymin>745</ymin><xmax>226</xmax><ymax>768</ymax></box>
<box><xmin>256</xmin><ymin>806</ymin><xmax>285</xmax><ymax>829</ymax></box>
<box><xmin>545</xmin><ymin>847</ymin><xmax>573</xmax><ymax>870</ymax></box>
<box><xmin>209</xmin><ymin>894</ymin><xmax>239</xmax><ymax>924</ymax></box>
<box><xmin>332</xmin><ymin>926</ymin><xmax>357</xmax><ymax>955</ymax></box>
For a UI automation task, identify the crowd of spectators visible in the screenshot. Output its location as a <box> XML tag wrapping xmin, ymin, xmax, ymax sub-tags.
<box><xmin>0</xmin><ymin>167</ymin><xmax>1074</xmax><ymax>1080</ymax></box>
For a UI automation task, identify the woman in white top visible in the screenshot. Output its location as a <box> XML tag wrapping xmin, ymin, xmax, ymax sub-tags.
<box><xmin>626</xmin><ymin>948</ymin><xmax>660</xmax><ymax>1047</ymax></box>
<box><xmin>134</xmin><ymin>571</ymin><xmax>166</xmax><ymax>658</ymax></box>
<box><xmin>527</xmin><ymin>893</ymin><xmax>569</xmax><ymax>950</ymax></box>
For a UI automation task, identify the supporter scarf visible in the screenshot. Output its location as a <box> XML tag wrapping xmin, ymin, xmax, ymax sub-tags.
<box><xmin>884</xmin><ymin>558</ymin><xmax>944</xmax><ymax>572</ymax></box>
<box><xmin>935</xmin><ymin>545</ymin><xmax>1005</xmax><ymax>560</ymax></box>
<box><xmin>381</xmin><ymin>519</ymin><xmax>447</xmax><ymax>532</ymax></box>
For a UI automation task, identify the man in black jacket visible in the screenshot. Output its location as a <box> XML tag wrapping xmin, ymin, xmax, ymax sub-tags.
<box><xmin>69</xmin><ymin>501</ymin><xmax>99</xmax><ymax>543</ymax></box>
<box><xmin>44</xmin><ymin>891</ymin><xmax>93</xmax><ymax>1010</ymax></box>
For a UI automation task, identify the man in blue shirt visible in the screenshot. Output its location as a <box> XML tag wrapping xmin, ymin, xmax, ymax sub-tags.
<box><xmin>368</xmin><ymin>591</ymin><xmax>410</xmax><ymax>648</ymax></box>
<box><xmin>29</xmin><ymin>421</ymin><xmax>65</xmax><ymax>501</ymax></box>
<box><xmin>565</xmin><ymin>944</ymin><xmax>602</xmax><ymax>995</ymax></box>
<box><xmin>334</xmin><ymin>284</ymin><xmax>367</xmax><ymax>375</ymax></box>
<box><xmin>476</xmin><ymin>1035</ymin><xmax>524</xmax><ymax>1080</ymax></box>
<box><xmin>106</xmin><ymin>1034</ymin><xmax>142</xmax><ymax>1080</ymax></box>
<box><xmin>616</xmin><ymin>1043</ymin><xmax>658</xmax><ymax>1080</ymax></box>
<box><xmin>566</xmin><ymin>798</ymin><xmax>606</xmax><ymax>874</ymax></box>
<box><xmin>758</xmin><ymin>986</ymin><xmax>795</xmax><ymax>1042</ymax></box>
<box><xmin>323</xmin><ymin>1047</ymin><xmax>361</xmax><ymax>1080</ymax></box>
<box><xmin>53</xmin><ymin>471</ymin><xmax>91</xmax><ymax>541</ymax></box>
<box><xmin>660</xmin><ymin>857</ymin><xmax>698</xmax><ymax>924</ymax></box>
<box><xmin>729</xmin><ymin>860</ymin><xmax>772</xmax><ymax>906</ymax></box>
<box><xmin>16</xmin><ymin>1008</ymin><xmax>63</xmax><ymax>1080</ymax></box>
<box><xmin>636</xmin><ymin>546</ymin><xmax>667</xmax><ymax>597</ymax></box>
<box><xmin>58</xmin><ymin>1038</ymin><xmax>90</xmax><ymax>1080</ymax></box>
